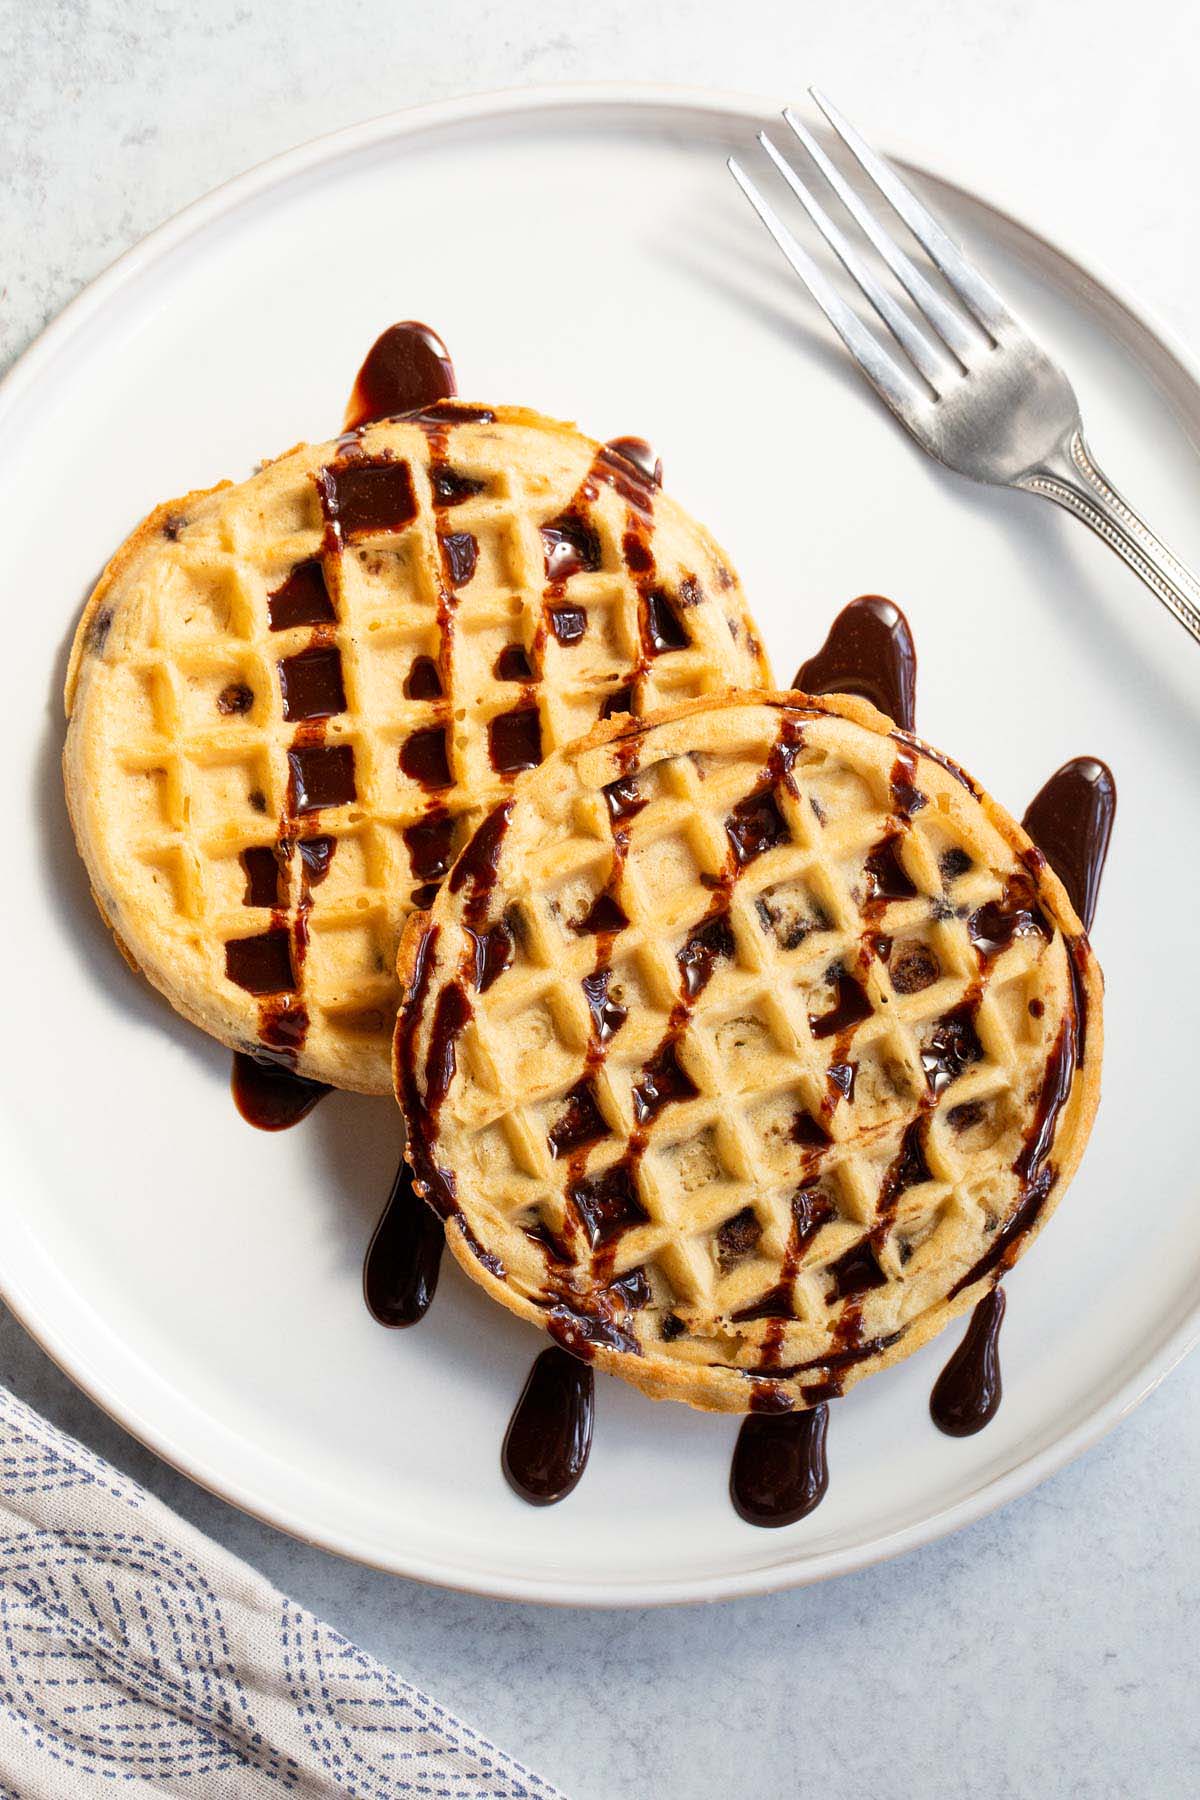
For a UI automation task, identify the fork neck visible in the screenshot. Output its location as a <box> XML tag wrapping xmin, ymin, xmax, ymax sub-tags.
<box><xmin>1018</xmin><ymin>428</ymin><xmax>1200</xmax><ymax>646</ymax></box>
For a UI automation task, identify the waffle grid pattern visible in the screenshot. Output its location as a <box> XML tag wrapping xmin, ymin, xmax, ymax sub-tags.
<box><xmin>405</xmin><ymin>696</ymin><xmax>1093</xmax><ymax>1410</ymax></box>
<box><xmin>66</xmin><ymin>410</ymin><xmax>768</xmax><ymax>1090</ymax></box>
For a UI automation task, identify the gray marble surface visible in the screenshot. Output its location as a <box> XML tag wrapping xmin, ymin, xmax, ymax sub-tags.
<box><xmin>4</xmin><ymin>4</ymin><xmax>1200</xmax><ymax>1796</ymax></box>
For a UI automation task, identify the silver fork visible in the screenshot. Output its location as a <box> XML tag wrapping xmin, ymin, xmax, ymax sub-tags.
<box><xmin>729</xmin><ymin>89</ymin><xmax>1200</xmax><ymax>646</ymax></box>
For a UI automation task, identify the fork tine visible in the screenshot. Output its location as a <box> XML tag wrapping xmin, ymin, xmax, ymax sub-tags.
<box><xmin>727</xmin><ymin>157</ymin><xmax>929</xmax><ymax>421</ymax></box>
<box><xmin>780</xmin><ymin>108</ymin><xmax>977</xmax><ymax>367</ymax></box>
<box><xmin>808</xmin><ymin>87</ymin><xmax>1014</xmax><ymax>341</ymax></box>
<box><xmin>758</xmin><ymin>131</ymin><xmax>955</xmax><ymax>392</ymax></box>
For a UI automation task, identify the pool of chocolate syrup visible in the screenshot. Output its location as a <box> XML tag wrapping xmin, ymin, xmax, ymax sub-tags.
<box><xmin>793</xmin><ymin>594</ymin><xmax>917</xmax><ymax>730</ymax></box>
<box><xmin>343</xmin><ymin>321</ymin><xmax>456</xmax><ymax>429</ymax></box>
<box><xmin>231</xmin><ymin>1053</ymin><xmax>330</xmax><ymax>1130</ymax></box>
<box><xmin>730</xmin><ymin>1404</ymin><xmax>830</xmax><ymax>1527</ymax></box>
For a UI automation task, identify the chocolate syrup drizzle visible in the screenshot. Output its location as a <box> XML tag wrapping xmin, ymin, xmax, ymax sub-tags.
<box><xmin>928</xmin><ymin>753</ymin><xmax>1114</xmax><ymax>1439</ymax></box>
<box><xmin>930</xmin><ymin>1285</ymin><xmax>1005</xmax><ymax>1435</ymax></box>
<box><xmin>261</xmin><ymin>339</ymin><xmax>1114</xmax><ymax>1522</ymax></box>
<box><xmin>730</xmin><ymin>1404</ymin><xmax>830</xmax><ymax>1527</ymax></box>
<box><xmin>502</xmin><ymin>1347</ymin><xmax>595</xmax><ymax>1504</ymax></box>
<box><xmin>231</xmin><ymin>323</ymin><xmax>470</xmax><ymax>1130</ymax></box>
<box><xmin>344</xmin><ymin>321</ymin><xmax>456</xmax><ymax>429</ymax></box>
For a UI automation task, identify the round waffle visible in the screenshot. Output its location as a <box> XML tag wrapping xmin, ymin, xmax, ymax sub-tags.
<box><xmin>63</xmin><ymin>408</ymin><xmax>769</xmax><ymax>1093</ymax></box>
<box><xmin>394</xmin><ymin>691</ymin><xmax>1103</xmax><ymax>1414</ymax></box>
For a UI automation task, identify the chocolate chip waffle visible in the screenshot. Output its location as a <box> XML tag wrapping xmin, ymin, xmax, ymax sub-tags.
<box><xmin>394</xmin><ymin>692</ymin><xmax>1102</xmax><ymax>1413</ymax></box>
<box><xmin>63</xmin><ymin>409</ymin><xmax>769</xmax><ymax>1093</ymax></box>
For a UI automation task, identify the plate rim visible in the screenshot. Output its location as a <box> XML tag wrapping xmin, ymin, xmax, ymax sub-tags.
<box><xmin>4</xmin><ymin>79</ymin><xmax>1199</xmax><ymax>1607</ymax></box>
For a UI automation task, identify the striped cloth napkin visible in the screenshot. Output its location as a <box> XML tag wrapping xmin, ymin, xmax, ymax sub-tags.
<box><xmin>0</xmin><ymin>1385</ymin><xmax>565</xmax><ymax>1798</ymax></box>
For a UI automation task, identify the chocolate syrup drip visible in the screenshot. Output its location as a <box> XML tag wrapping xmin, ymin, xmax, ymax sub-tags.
<box><xmin>726</xmin><ymin>790</ymin><xmax>789</xmax><ymax>865</ymax></box>
<box><xmin>826</xmin><ymin>1061</ymin><xmax>855</xmax><ymax>1103</ymax></box>
<box><xmin>502</xmin><ymin>1347</ymin><xmax>595</xmax><ymax>1505</ymax></box>
<box><xmin>773</xmin><ymin>1329</ymin><xmax>901</xmax><ymax>1383</ymax></box>
<box><xmin>343</xmin><ymin>321</ymin><xmax>456</xmax><ymax>429</ymax></box>
<box><xmin>794</xmin><ymin>1110</ymin><xmax>833</xmax><ymax>1148</ymax></box>
<box><xmin>363</xmin><ymin>1160</ymin><xmax>445</xmax><ymax>1326</ymax></box>
<box><xmin>724</xmin><ymin>718</ymin><xmax>804</xmax><ymax>867</ymax></box>
<box><xmin>298</xmin><ymin>835</ymin><xmax>335</xmax><ymax>886</ymax></box>
<box><xmin>238</xmin><ymin>323</ymin><xmax>468</xmax><ymax>1140</ymax></box>
<box><xmin>793</xmin><ymin>595</ymin><xmax>917</xmax><ymax>731</ymax></box>
<box><xmin>394</xmin><ymin>805</ymin><xmax>515</xmax><ymax>1241</ymax></box>
<box><xmin>631</xmin><ymin>1041</ymin><xmax>698</xmax><ymax>1124</ymax></box>
<box><xmin>930</xmin><ymin>745</ymin><xmax>1113</xmax><ymax>1431</ymax></box>
<box><xmin>930</xmin><ymin>1287</ymin><xmax>1006</xmax><ymax>1436</ymax></box>
<box><xmin>231</xmin><ymin>1053</ymin><xmax>330</xmax><ymax>1129</ymax></box>
<box><xmin>731</xmin><ymin>1406</ymin><xmax>830</xmax><ymax>1527</ymax></box>
<box><xmin>1021</xmin><ymin>757</ymin><xmax>1115</xmax><ymax>935</ymax></box>
<box><xmin>602</xmin><ymin>774</ymin><xmax>645</xmax><ymax>824</ymax></box>
<box><xmin>827</xmin><ymin>1239</ymin><xmax>888</xmax><ymax>1299</ymax></box>
<box><xmin>949</xmin><ymin>1018</ymin><xmax>1075</xmax><ymax>1299</ymax></box>
<box><xmin>547</xmin><ymin>1301</ymin><xmax>641</xmax><ymax>1359</ymax></box>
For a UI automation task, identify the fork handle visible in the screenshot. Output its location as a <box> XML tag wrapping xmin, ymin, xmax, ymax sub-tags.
<box><xmin>1019</xmin><ymin>429</ymin><xmax>1200</xmax><ymax>645</ymax></box>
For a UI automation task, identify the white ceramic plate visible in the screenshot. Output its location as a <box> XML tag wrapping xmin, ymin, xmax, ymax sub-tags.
<box><xmin>3</xmin><ymin>85</ymin><xmax>1199</xmax><ymax>1606</ymax></box>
